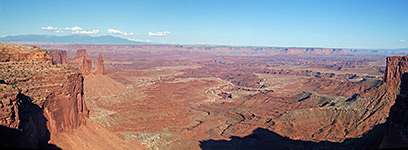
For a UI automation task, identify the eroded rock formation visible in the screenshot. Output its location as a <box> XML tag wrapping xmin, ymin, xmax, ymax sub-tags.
<box><xmin>72</xmin><ymin>48</ymin><xmax>105</xmax><ymax>75</ymax></box>
<box><xmin>44</xmin><ymin>73</ymin><xmax>88</xmax><ymax>134</ymax></box>
<box><xmin>95</xmin><ymin>53</ymin><xmax>105</xmax><ymax>74</ymax></box>
<box><xmin>46</xmin><ymin>50</ymin><xmax>68</xmax><ymax>65</ymax></box>
<box><xmin>383</xmin><ymin>55</ymin><xmax>408</xmax><ymax>85</ymax></box>
<box><xmin>72</xmin><ymin>49</ymin><xmax>91</xmax><ymax>63</ymax></box>
<box><xmin>79</xmin><ymin>56</ymin><xmax>93</xmax><ymax>75</ymax></box>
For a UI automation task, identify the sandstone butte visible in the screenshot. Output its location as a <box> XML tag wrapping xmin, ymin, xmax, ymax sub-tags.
<box><xmin>0</xmin><ymin>43</ymin><xmax>407</xmax><ymax>149</ymax></box>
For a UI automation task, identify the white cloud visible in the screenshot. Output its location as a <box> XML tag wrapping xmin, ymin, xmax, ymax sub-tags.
<box><xmin>41</xmin><ymin>26</ymin><xmax>63</xmax><ymax>33</ymax></box>
<box><xmin>41</xmin><ymin>26</ymin><xmax>99</xmax><ymax>35</ymax></box>
<box><xmin>108</xmin><ymin>29</ymin><xmax>138</xmax><ymax>36</ymax></box>
<box><xmin>41</xmin><ymin>26</ymin><xmax>59</xmax><ymax>31</ymax></box>
<box><xmin>64</xmin><ymin>26</ymin><xmax>83</xmax><ymax>31</ymax></box>
<box><xmin>148</xmin><ymin>31</ymin><xmax>171</xmax><ymax>36</ymax></box>
<box><xmin>400</xmin><ymin>39</ymin><xmax>406</xmax><ymax>43</ymax></box>
<box><xmin>127</xmin><ymin>38</ymin><xmax>151</xmax><ymax>42</ymax></box>
<box><xmin>72</xmin><ymin>30</ymin><xmax>99</xmax><ymax>34</ymax></box>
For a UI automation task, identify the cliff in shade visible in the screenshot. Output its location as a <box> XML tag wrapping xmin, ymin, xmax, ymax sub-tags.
<box><xmin>380</xmin><ymin>56</ymin><xmax>408</xmax><ymax>148</ymax></box>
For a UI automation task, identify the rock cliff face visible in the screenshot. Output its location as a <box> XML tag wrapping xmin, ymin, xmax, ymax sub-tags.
<box><xmin>0</xmin><ymin>43</ymin><xmax>89</xmax><ymax>149</ymax></box>
<box><xmin>46</xmin><ymin>50</ymin><xmax>68</xmax><ymax>65</ymax></box>
<box><xmin>383</xmin><ymin>55</ymin><xmax>408</xmax><ymax>85</ymax></box>
<box><xmin>380</xmin><ymin>56</ymin><xmax>408</xmax><ymax>148</ymax></box>
<box><xmin>44</xmin><ymin>73</ymin><xmax>88</xmax><ymax>134</ymax></box>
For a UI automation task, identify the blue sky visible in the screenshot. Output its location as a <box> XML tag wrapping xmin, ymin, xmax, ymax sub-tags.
<box><xmin>0</xmin><ymin>0</ymin><xmax>407</xmax><ymax>49</ymax></box>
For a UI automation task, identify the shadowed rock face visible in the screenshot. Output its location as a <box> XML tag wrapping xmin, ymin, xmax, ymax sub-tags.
<box><xmin>380</xmin><ymin>74</ymin><xmax>408</xmax><ymax>148</ymax></box>
<box><xmin>380</xmin><ymin>56</ymin><xmax>408</xmax><ymax>149</ymax></box>
<box><xmin>0</xmin><ymin>92</ymin><xmax>60</xmax><ymax>149</ymax></box>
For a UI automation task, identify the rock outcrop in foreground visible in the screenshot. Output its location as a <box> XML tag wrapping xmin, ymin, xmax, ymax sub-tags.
<box><xmin>0</xmin><ymin>43</ymin><xmax>141</xmax><ymax>149</ymax></box>
<box><xmin>0</xmin><ymin>43</ymin><xmax>88</xmax><ymax>149</ymax></box>
<box><xmin>44</xmin><ymin>73</ymin><xmax>88</xmax><ymax>134</ymax></box>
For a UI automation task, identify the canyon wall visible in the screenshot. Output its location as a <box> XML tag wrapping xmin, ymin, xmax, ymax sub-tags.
<box><xmin>44</xmin><ymin>73</ymin><xmax>88</xmax><ymax>134</ymax></box>
<box><xmin>380</xmin><ymin>56</ymin><xmax>408</xmax><ymax>148</ymax></box>
<box><xmin>46</xmin><ymin>50</ymin><xmax>68</xmax><ymax>65</ymax></box>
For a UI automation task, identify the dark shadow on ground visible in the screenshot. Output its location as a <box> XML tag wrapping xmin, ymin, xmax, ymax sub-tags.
<box><xmin>0</xmin><ymin>93</ymin><xmax>61</xmax><ymax>150</ymax></box>
<box><xmin>200</xmin><ymin>124</ymin><xmax>384</xmax><ymax>150</ymax></box>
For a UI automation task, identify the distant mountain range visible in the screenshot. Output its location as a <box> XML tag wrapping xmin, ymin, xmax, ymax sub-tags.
<box><xmin>0</xmin><ymin>34</ymin><xmax>151</xmax><ymax>45</ymax></box>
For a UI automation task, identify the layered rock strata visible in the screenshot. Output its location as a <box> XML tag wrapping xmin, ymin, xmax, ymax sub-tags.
<box><xmin>0</xmin><ymin>43</ymin><xmax>89</xmax><ymax>149</ymax></box>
